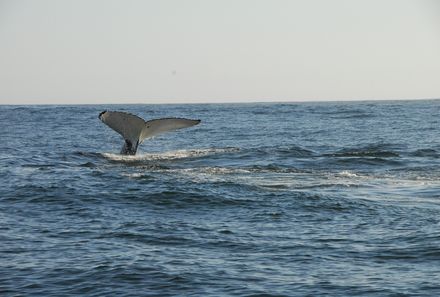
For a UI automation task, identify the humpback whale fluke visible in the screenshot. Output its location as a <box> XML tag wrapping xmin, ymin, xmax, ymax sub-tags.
<box><xmin>99</xmin><ymin>111</ymin><xmax>201</xmax><ymax>155</ymax></box>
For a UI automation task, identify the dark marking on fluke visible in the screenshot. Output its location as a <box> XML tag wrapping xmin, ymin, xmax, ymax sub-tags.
<box><xmin>99</xmin><ymin>110</ymin><xmax>107</xmax><ymax>119</ymax></box>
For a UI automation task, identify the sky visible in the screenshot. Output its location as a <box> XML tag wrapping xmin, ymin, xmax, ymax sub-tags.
<box><xmin>0</xmin><ymin>0</ymin><xmax>439</xmax><ymax>104</ymax></box>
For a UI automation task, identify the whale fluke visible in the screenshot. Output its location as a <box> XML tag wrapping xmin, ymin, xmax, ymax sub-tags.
<box><xmin>99</xmin><ymin>111</ymin><xmax>201</xmax><ymax>155</ymax></box>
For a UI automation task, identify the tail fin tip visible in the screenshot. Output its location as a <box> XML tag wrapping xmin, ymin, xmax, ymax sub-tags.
<box><xmin>99</xmin><ymin>110</ymin><xmax>107</xmax><ymax>119</ymax></box>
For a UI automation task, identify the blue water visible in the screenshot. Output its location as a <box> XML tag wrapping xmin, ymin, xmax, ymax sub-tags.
<box><xmin>1</xmin><ymin>100</ymin><xmax>440</xmax><ymax>296</ymax></box>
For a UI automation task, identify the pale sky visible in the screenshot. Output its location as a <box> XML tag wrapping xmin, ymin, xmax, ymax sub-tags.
<box><xmin>0</xmin><ymin>0</ymin><xmax>439</xmax><ymax>104</ymax></box>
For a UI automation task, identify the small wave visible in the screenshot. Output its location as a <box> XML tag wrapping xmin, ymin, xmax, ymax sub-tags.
<box><xmin>410</xmin><ymin>149</ymin><xmax>439</xmax><ymax>158</ymax></box>
<box><xmin>373</xmin><ymin>245</ymin><xmax>440</xmax><ymax>262</ymax></box>
<box><xmin>388</xmin><ymin>167</ymin><xmax>440</xmax><ymax>181</ymax></box>
<box><xmin>125</xmin><ymin>189</ymin><xmax>253</xmax><ymax>207</ymax></box>
<box><xmin>73</xmin><ymin>151</ymin><xmax>102</xmax><ymax>158</ymax></box>
<box><xmin>330</xmin><ymin>112</ymin><xmax>375</xmax><ymax>119</ymax></box>
<box><xmin>323</xmin><ymin>143</ymin><xmax>401</xmax><ymax>160</ymax></box>
<box><xmin>247</xmin><ymin>145</ymin><xmax>315</xmax><ymax>158</ymax></box>
<box><xmin>183</xmin><ymin>167</ymin><xmax>251</xmax><ymax>175</ymax></box>
<box><xmin>121</xmin><ymin>170</ymin><xmax>165</xmax><ymax>179</ymax></box>
<box><xmin>325</xmin><ymin>150</ymin><xmax>399</xmax><ymax>158</ymax></box>
<box><xmin>275</xmin><ymin>146</ymin><xmax>315</xmax><ymax>157</ymax></box>
<box><xmin>21</xmin><ymin>163</ymin><xmax>57</xmax><ymax>169</ymax></box>
<box><xmin>245</xmin><ymin>164</ymin><xmax>302</xmax><ymax>173</ymax></box>
<box><xmin>309</xmin><ymin>106</ymin><xmax>375</xmax><ymax>119</ymax></box>
<box><xmin>333</xmin><ymin>157</ymin><xmax>402</xmax><ymax>167</ymax></box>
<box><xmin>161</xmin><ymin>165</ymin><xmax>301</xmax><ymax>176</ymax></box>
<box><xmin>79</xmin><ymin>162</ymin><xmax>96</xmax><ymax>168</ymax></box>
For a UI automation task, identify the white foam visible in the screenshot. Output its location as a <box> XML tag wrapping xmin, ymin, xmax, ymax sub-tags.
<box><xmin>337</xmin><ymin>170</ymin><xmax>360</xmax><ymax>178</ymax></box>
<box><xmin>101</xmin><ymin>147</ymin><xmax>239</xmax><ymax>162</ymax></box>
<box><xmin>179</xmin><ymin>167</ymin><xmax>251</xmax><ymax>175</ymax></box>
<box><xmin>121</xmin><ymin>172</ymin><xmax>144</xmax><ymax>178</ymax></box>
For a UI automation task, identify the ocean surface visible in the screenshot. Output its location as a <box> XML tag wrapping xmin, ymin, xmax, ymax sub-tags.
<box><xmin>1</xmin><ymin>100</ymin><xmax>440</xmax><ymax>296</ymax></box>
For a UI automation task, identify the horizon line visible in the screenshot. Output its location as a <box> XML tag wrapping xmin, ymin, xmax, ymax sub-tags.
<box><xmin>0</xmin><ymin>97</ymin><xmax>439</xmax><ymax>106</ymax></box>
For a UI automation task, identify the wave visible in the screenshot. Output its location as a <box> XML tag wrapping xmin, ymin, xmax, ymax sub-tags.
<box><xmin>245</xmin><ymin>145</ymin><xmax>315</xmax><ymax>158</ymax></box>
<box><xmin>331</xmin><ymin>157</ymin><xmax>402</xmax><ymax>167</ymax></box>
<box><xmin>410</xmin><ymin>149</ymin><xmax>439</xmax><ymax>158</ymax></box>
<box><xmin>122</xmin><ymin>164</ymin><xmax>375</xmax><ymax>193</ymax></box>
<box><xmin>274</xmin><ymin>146</ymin><xmax>316</xmax><ymax>157</ymax></box>
<box><xmin>73</xmin><ymin>151</ymin><xmax>103</xmax><ymax>158</ymax></box>
<box><xmin>330</xmin><ymin>111</ymin><xmax>375</xmax><ymax>119</ymax></box>
<box><xmin>324</xmin><ymin>144</ymin><xmax>400</xmax><ymax>158</ymax></box>
<box><xmin>125</xmin><ymin>164</ymin><xmax>306</xmax><ymax>179</ymax></box>
<box><xmin>307</xmin><ymin>106</ymin><xmax>376</xmax><ymax>119</ymax></box>
<box><xmin>116</xmin><ymin>189</ymin><xmax>257</xmax><ymax>208</ymax></box>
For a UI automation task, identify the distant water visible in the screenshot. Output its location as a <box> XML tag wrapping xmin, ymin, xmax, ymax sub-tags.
<box><xmin>1</xmin><ymin>100</ymin><xmax>440</xmax><ymax>296</ymax></box>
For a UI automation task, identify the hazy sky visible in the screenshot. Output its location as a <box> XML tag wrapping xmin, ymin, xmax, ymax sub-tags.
<box><xmin>1</xmin><ymin>0</ymin><xmax>439</xmax><ymax>104</ymax></box>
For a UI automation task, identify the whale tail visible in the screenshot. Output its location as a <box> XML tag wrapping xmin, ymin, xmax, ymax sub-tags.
<box><xmin>99</xmin><ymin>111</ymin><xmax>201</xmax><ymax>155</ymax></box>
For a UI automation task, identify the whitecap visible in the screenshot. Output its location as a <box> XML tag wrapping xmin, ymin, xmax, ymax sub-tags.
<box><xmin>336</xmin><ymin>170</ymin><xmax>360</xmax><ymax>178</ymax></box>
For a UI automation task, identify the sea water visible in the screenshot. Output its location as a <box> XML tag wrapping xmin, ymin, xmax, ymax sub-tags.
<box><xmin>1</xmin><ymin>100</ymin><xmax>440</xmax><ymax>296</ymax></box>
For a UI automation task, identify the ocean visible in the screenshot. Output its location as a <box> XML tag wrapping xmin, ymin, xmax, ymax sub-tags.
<box><xmin>1</xmin><ymin>100</ymin><xmax>440</xmax><ymax>296</ymax></box>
